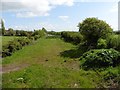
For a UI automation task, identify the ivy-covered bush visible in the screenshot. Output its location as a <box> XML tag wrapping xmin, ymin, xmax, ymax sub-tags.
<box><xmin>79</xmin><ymin>49</ymin><xmax>120</xmax><ymax>69</ymax></box>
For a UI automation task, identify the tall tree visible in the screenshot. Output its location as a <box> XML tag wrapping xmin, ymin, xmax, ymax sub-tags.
<box><xmin>1</xmin><ymin>19</ymin><xmax>5</xmax><ymax>36</ymax></box>
<box><xmin>42</xmin><ymin>27</ymin><xmax>47</xmax><ymax>33</ymax></box>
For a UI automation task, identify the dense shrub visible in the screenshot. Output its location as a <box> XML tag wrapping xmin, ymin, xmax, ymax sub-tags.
<box><xmin>107</xmin><ymin>34</ymin><xmax>120</xmax><ymax>51</ymax></box>
<box><xmin>97</xmin><ymin>38</ymin><xmax>107</xmax><ymax>49</ymax></box>
<box><xmin>2</xmin><ymin>46</ymin><xmax>12</xmax><ymax>57</ymax></box>
<box><xmin>102</xmin><ymin>67</ymin><xmax>120</xmax><ymax>88</ymax></box>
<box><xmin>61</xmin><ymin>31</ymin><xmax>83</xmax><ymax>45</ymax></box>
<box><xmin>78</xmin><ymin>17</ymin><xmax>113</xmax><ymax>49</ymax></box>
<box><xmin>8</xmin><ymin>40</ymin><xmax>22</xmax><ymax>53</ymax></box>
<box><xmin>2</xmin><ymin>37</ymin><xmax>31</xmax><ymax>57</ymax></box>
<box><xmin>29</xmin><ymin>37</ymin><xmax>34</xmax><ymax>40</ymax></box>
<box><xmin>17</xmin><ymin>38</ymin><xmax>31</xmax><ymax>46</ymax></box>
<box><xmin>34</xmin><ymin>35</ymin><xmax>40</xmax><ymax>40</ymax></box>
<box><xmin>104</xmin><ymin>68</ymin><xmax>119</xmax><ymax>81</ymax></box>
<box><xmin>79</xmin><ymin>49</ymin><xmax>120</xmax><ymax>69</ymax></box>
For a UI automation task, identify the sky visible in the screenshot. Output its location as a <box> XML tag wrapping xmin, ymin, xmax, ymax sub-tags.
<box><xmin>0</xmin><ymin>0</ymin><xmax>119</xmax><ymax>31</ymax></box>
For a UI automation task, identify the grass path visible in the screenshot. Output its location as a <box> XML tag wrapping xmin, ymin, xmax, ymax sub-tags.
<box><xmin>2</xmin><ymin>38</ymin><xmax>78</xmax><ymax>73</ymax></box>
<box><xmin>2</xmin><ymin>38</ymin><xmax>98</xmax><ymax>88</ymax></box>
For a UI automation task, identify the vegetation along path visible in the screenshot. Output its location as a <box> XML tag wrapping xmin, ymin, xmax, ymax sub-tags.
<box><xmin>2</xmin><ymin>38</ymin><xmax>101</xmax><ymax>88</ymax></box>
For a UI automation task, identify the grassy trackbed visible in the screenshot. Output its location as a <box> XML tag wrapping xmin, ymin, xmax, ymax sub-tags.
<box><xmin>2</xmin><ymin>38</ymin><xmax>101</xmax><ymax>88</ymax></box>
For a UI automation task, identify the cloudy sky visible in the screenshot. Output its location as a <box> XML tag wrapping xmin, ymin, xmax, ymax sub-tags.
<box><xmin>0</xmin><ymin>0</ymin><xmax>119</xmax><ymax>31</ymax></box>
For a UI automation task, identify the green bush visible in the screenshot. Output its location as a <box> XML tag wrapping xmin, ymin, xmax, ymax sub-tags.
<box><xmin>97</xmin><ymin>38</ymin><xmax>107</xmax><ymax>49</ymax></box>
<box><xmin>34</xmin><ymin>35</ymin><xmax>40</xmax><ymax>40</ymax></box>
<box><xmin>24</xmin><ymin>38</ymin><xmax>31</xmax><ymax>45</ymax></box>
<box><xmin>79</xmin><ymin>49</ymin><xmax>120</xmax><ymax>69</ymax></box>
<box><xmin>2</xmin><ymin>46</ymin><xmax>12</xmax><ymax>57</ymax></box>
<box><xmin>78</xmin><ymin>17</ymin><xmax>113</xmax><ymax>49</ymax></box>
<box><xmin>103</xmin><ymin>67</ymin><xmax>120</xmax><ymax>88</ymax></box>
<box><xmin>7</xmin><ymin>40</ymin><xmax>21</xmax><ymax>53</ymax></box>
<box><xmin>29</xmin><ymin>37</ymin><xmax>34</xmax><ymax>40</ymax></box>
<box><xmin>2</xmin><ymin>37</ymin><xmax>31</xmax><ymax>57</ymax></box>
<box><xmin>103</xmin><ymin>68</ymin><xmax>119</xmax><ymax>81</ymax></box>
<box><xmin>17</xmin><ymin>38</ymin><xmax>31</xmax><ymax>46</ymax></box>
<box><xmin>107</xmin><ymin>34</ymin><xmax>120</xmax><ymax>51</ymax></box>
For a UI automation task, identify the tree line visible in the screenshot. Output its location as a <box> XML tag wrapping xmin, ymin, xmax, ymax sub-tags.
<box><xmin>0</xmin><ymin>19</ymin><xmax>47</xmax><ymax>37</ymax></box>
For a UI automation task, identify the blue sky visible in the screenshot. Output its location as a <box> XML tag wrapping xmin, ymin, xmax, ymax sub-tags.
<box><xmin>1</xmin><ymin>0</ymin><xmax>119</xmax><ymax>31</ymax></box>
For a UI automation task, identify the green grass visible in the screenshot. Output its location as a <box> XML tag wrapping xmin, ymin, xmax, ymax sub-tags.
<box><xmin>3</xmin><ymin>64</ymin><xmax>99</xmax><ymax>88</ymax></box>
<box><xmin>2</xmin><ymin>37</ymin><xmax>119</xmax><ymax>88</ymax></box>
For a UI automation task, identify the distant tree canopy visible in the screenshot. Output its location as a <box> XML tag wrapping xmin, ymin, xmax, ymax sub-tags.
<box><xmin>7</xmin><ymin>28</ymin><xmax>15</xmax><ymax>36</ymax></box>
<box><xmin>32</xmin><ymin>29</ymin><xmax>46</xmax><ymax>38</ymax></box>
<box><xmin>114</xmin><ymin>30</ymin><xmax>120</xmax><ymax>35</ymax></box>
<box><xmin>78</xmin><ymin>17</ymin><xmax>113</xmax><ymax>48</ymax></box>
<box><xmin>47</xmin><ymin>31</ymin><xmax>61</xmax><ymax>35</ymax></box>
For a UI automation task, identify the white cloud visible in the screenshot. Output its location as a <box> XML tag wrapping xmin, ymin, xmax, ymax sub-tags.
<box><xmin>1</xmin><ymin>0</ymin><xmax>74</xmax><ymax>17</ymax></box>
<box><xmin>16</xmin><ymin>12</ymin><xmax>37</xmax><ymax>18</ymax></box>
<box><xmin>59</xmin><ymin>16</ymin><xmax>69</xmax><ymax>21</ymax></box>
<box><xmin>48</xmin><ymin>0</ymin><xmax>74</xmax><ymax>6</ymax></box>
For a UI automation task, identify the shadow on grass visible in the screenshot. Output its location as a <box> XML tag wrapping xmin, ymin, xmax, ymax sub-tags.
<box><xmin>60</xmin><ymin>48</ymin><xmax>84</xmax><ymax>58</ymax></box>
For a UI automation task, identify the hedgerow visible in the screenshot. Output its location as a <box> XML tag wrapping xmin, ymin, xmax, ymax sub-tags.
<box><xmin>2</xmin><ymin>37</ymin><xmax>32</xmax><ymax>57</ymax></box>
<box><xmin>61</xmin><ymin>31</ymin><xmax>83</xmax><ymax>45</ymax></box>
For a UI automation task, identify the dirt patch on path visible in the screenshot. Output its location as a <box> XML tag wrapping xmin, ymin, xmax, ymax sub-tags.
<box><xmin>1</xmin><ymin>63</ymin><xmax>29</xmax><ymax>73</ymax></box>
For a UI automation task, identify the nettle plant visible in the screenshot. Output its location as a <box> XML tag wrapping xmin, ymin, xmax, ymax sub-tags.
<box><xmin>79</xmin><ymin>49</ymin><xmax>120</xmax><ymax>70</ymax></box>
